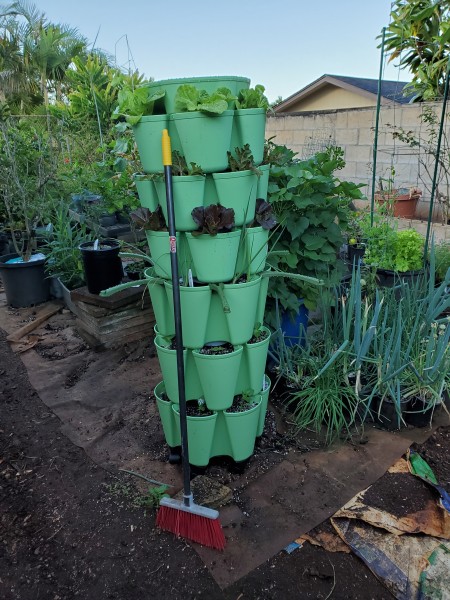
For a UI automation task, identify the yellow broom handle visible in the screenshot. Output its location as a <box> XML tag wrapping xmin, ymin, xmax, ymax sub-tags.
<box><xmin>162</xmin><ymin>129</ymin><xmax>172</xmax><ymax>166</ymax></box>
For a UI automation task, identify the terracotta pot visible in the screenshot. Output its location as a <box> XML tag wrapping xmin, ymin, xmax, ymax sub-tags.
<box><xmin>375</xmin><ymin>192</ymin><xmax>421</xmax><ymax>219</ymax></box>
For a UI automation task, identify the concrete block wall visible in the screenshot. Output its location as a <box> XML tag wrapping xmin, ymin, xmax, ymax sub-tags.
<box><xmin>266</xmin><ymin>102</ymin><xmax>450</xmax><ymax>228</ymax></box>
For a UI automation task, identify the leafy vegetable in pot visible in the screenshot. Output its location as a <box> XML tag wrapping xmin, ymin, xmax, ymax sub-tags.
<box><xmin>191</xmin><ymin>204</ymin><xmax>235</xmax><ymax>236</ymax></box>
<box><xmin>174</xmin><ymin>85</ymin><xmax>236</xmax><ymax>115</ymax></box>
<box><xmin>113</xmin><ymin>86</ymin><xmax>165</xmax><ymax>125</ymax></box>
<box><xmin>227</xmin><ymin>144</ymin><xmax>261</xmax><ymax>174</ymax></box>
<box><xmin>235</xmin><ymin>84</ymin><xmax>269</xmax><ymax>110</ymax></box>
<box><xmin>130</xmin><ymin>206</ymin><xmax>166</xmax><ymax>231</ymax></box>
<box><xmin>253</xmin><ymin>199</ymin><xmax>276</xmax><ymax>230</ymax></box>
<box><xmin>171</xmin><ymin>151</ymin><xmax>204</xmax><ymax>177</ymax></box>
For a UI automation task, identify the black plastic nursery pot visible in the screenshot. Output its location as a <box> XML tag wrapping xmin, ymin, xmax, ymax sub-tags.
<box><xmin>79</xmin><ymin>240</ymin><xmax>123</xmax><ymax>295</ymax></box>
<box><xmin>404</xmin><ymin>397</ymin><xmax>435</xmax><ymax>428</ymax></box>
<box><xmin>376</xmin><ymin>268</ymin><xmax>424</xmax><ymax>289</ymax></box>
<box><xmin>347</xmin><ymin>244</ymin><xmax>366</xmax><ymax>265</ymax></box>
<box><xmin>0</xmin><ymin>253</ymin><xmax>50</xmax><ymax>308</ymax></box>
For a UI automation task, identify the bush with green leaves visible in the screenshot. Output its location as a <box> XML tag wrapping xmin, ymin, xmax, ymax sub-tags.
<box><xmin>266</xmin><ymin>145</ymin><xmax>365</xmax><ymax>315</ymax></box>
<box><xmin>365</xmin><ymin>226</ymin><xmax>424</xmax><ymax>272</ymax></box>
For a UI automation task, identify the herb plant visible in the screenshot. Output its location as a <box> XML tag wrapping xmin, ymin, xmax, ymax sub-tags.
<box><xmin>174</xmin><ymin>85</ymin><xmax>235</xmax><ymax>115</ymax></box>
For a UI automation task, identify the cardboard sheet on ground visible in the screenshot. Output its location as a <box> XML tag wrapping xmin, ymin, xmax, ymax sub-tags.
<box><xmin>332</xmin><ymin>518</ymin><xmax>450</xmax><ymax>600</ymax></box>
<box><xmin>1</xmin><ymin>299</ymin><xmax>448</xmax><ymax>589</ymax></box>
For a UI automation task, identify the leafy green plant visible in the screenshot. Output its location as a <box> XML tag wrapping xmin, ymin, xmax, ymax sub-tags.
<box><xmin>252</xmin><ymin>199</ymin><xmax>277</xmax><ymax>230</ymax></box>
<box><xmin>236</xmin><ymin>84</ymin><xmax>269</xmax><ymax>110</ymax></box>
<box><xmin>227</xmin><ymin>144</ymin><xmax>261</xmax><ymax>174</ymax></box>
<box><xmin>113</xmin><ymin>84</ymin><xmax>165</xmax><ymax>125</ymax></box>
<box><xmin>174</xmin><ymin>85</ymin><xmax>235</xmax><ymax>115</ymax></box>
<box><xmin>191</xmin><ymin>204</ymin><xmax>235</xmax><ymax>236</ymax></box>
<box><xmin>365</xmin><ymin>226</ymin><xmax>424</xmax><ymax>272</ymax></box>
<box><xmin>435</xmin><ymin>240</ymin><xmax>450</xmax><ymax>282</ymax></box>
<box><xmin>43</xmin><ymin>202</ymin><xmax>86</xmax><ymax>289</ymax></box>
<box><xmin>129</xmin><ymin>206</ymin><xmax>166</xmax><ymax>231</ymax></box>
<box><xmin>171</xmin><ymin>151</ymin><xmax>204</xmax><ymax>176</ymax></box>
<box><xmin>266</xmin><ymin>145</ymin><xmax>365</xmax><ymax>314</ymax></box>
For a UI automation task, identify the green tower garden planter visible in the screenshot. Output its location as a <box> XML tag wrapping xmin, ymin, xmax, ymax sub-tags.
<box><xmin>144</xmin><ymin>267</ymin><xmax>174</xmax><ymax>337</ymax></box>
<box><xmin>224</xmin><ymin>394</ymin><xmax>262</xmax><ymax>462</ymax></box>
<box><xmin>212</xmin><ymin>170</ymin><xmax>258</xmax><ymax>226</ymax></box>
<box><xmin>146</xmin><ymin>231</ymin><xmax>194</xmax><ymax>279</ymax></box>
<box><xmin>154</xmin><ymin>336</ymin><xmax>201</xmax><ymax>402</ymax></box>
<box><xmin>134</xmin><ymin>174</ymin><xmax>159</xmax><ymax>211</ymax></box>
<box><xmin>185</xmin><ymin>229</ymin><xmax>241</xmax><ymax>283</ymax></box>
<box><xmin>192</xmin><ymin>344</ymin><xmax>243</xmax><ymax>411</ymax></box>
<box><xmin>236</xmin><ymin>226</ymin><xmax>269</xmax><ymax>275</ymax></box>
<box><xmin>256</xmin><ymin>163</ymin><xmax>270</xmax><ymax>200</ymax></box>
<box><xmin>222</xmin><ymin>276</ymin><xmax>261</xmax><ymax>344</ymax></box>
<box><xmin>172</xmin><ymin>110</ymin><xmax>234</xmax><ymax>173</ymax></box>
<box><xmin>231</xmin><ymin>108</ymin><xmax>267</xmax><ymax>166</ymax></box>
<box><xmin>240</xmin><ymin>325</ymin><xmax>271</xmax><ymax>393</ymax></box>
<box><xmin>172</xmin><ymin>404</ymin><xmax>218</xmax><ymax>467</ymax></box>
<box><xmin>155</xmin><ymin>175</ymin><xmax>206</xmax><ymax>231</ymax></box>
<box><xmin>257</xmin><ymin>375</ymin><xmax>272</xmax><ymax>437</ymax></box>
<box><xmin>164</xmin><ymin>281</ymin><xmax>212</xmax><ymax>349</ymax></box>
<box><xmin>133</xmin><ymin>114</ymin><xmax>169</xmax><ymax>173</ymax></box>
<box><xmin>148</xmin><ymin>76</ymin><xmax>250</xmax><ymax>114</ymax></box>
<box><xmin>154</xmin><ymin>381</ymin><xmax>181</xmax><ymax>447</ymax></box>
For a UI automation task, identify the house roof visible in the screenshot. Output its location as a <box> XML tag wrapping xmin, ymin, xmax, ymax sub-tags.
<box><xmin>274</xmin><ymin>74</ymin><xmax>413</xmax><ymax>112</ymax></box>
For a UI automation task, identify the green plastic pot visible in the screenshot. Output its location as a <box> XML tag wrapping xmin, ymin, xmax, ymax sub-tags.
<box><xmin>257</xmin><ymin>375</ymin><xmax>271</xmax><ymax>437</ymax></box>
<box><xmin>204</xmin><ymin>174</ymin><xmax>219</xmax><ymax>204</ymax></box>
<box><xmin>155</xmin><ymin>175</ymin><xmax>206</xmax><ymax>231</ymax></box>
<box><xmin>172</xmin><ymin>110</ymin><xmax>234</xmax><ymax>173</ymax></box>
<box><xmin>193</xmin><ymin>345</ymin><xmax>243</xmax><ymax>411</ymax></box>
<box><xmin>185</xmin><ymin>230</ymin><xmax>241</xmax><ymax>283</ymax></box>
<box><xmin>148</xmin><ymin>76</ymin><xmax>250</xmax><ymax>114</ymax></box>
<box><xmin>172</xmin><ymin>404</ymin><xmax>218</xmax><ymax>467</ymax></box>
<box><xmin>164</xmin><ymin>281</ymin><xmax>212</xmax><ymax>349</ymax></box>
<box><xmin>256</xmin><ymin>164</ymin><xmax>270</xmax><ymax>200</ymax></box>
<box><xmin>224</xmin><ymin>396</ymin><xmax>261</xmax><ymax>462</ymax></box>
<box><xmin>231</xmin><ymin>108</ymin><xmax>267</xmax><ymax>165</ymax></box>
<box><xmin>144</xmin><ymin>267</ymin><xmax>174</xmax><ymax>337</ymax></box>
<box><xmin>146</xmin><ymin>231</ymin><xmax>193</xmax><ymax>279</ymax></box>
<box><xmin>133</xmin><ymin>115</ymin><xmax>169</xmax><ymax>173</ymax></box>
<box><xmin>256</xmin><ymin>269</ymin><xmax>270</xmax><ymax>324</ymax></box>
<box><xmin>154</xmin><ymin>381</ymin><xmax>180</xmax><ymax>447</ymax></box>
<box><xmin>212</xmin><ymin>170</ymin><xmax>258</xmax><ymax>226</ymax></box>
<box><xmin>236</xmin><ymin>226</ymin><xmax>269</xmax><ymax>276</ymax></box>
<box><xmin>245</xmin><ymin>326</ymin><xmax>271</xmax><ymax>393</ymax></box>
<box><xmin>134</xmin><ymin>175</ymin><xmax>159</xmax><ymax>212</ymax></box>
<box><xmin>154</xmin><ymin>336</ymin><xmax>187</xmax><ymax>402</ymax></box>
<box><xmin>222</xmin><ymin>276</ymin><xmax>261</xmax><ymax>345</ymax></box>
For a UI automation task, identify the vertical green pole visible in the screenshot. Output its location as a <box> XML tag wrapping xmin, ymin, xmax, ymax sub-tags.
<box><xmin>370</xmin><ymin>27</ymin><xmax>386</xmax><ymax>227</ymax></box>
<box><xmin>424</xmin><ymin>57</ymin><xmax>450</xmax><ymax>258</ymax></box>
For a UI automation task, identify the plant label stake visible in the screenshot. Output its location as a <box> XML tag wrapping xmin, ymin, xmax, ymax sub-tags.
<box><xmin>156</xmin><ymin>129</ymin><xmax>225</xmax><ymax>551</ymax></box>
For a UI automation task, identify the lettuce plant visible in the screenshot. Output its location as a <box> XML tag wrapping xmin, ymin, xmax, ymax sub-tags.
<box><xmin>171</xmin><ymin>151</ymin><xmax>204</xmax><ymax>177</ymax></box>
<box><xmin>191</xmin><ymin>204</ymin><xmax>235</xmax><ymax>236</ymax></box>
<box><xmin>113</xmin><ymin>85</ymin><xmax>165</xmax><ymax>125</ymax></box>
<box><xmin>236</xmin><ymin>84</ymin><xmax>269</xmax><ymax>110</ymax></box>
<box><xmin>253</xmin><ymin>199</ymin><xmax>276</xmax><ymax>230</ymax></box>
<box><xmin>227</xmin><ymin>144</ymin><xmax>261</xmax><ymax>174</ymax></box>
<box><xmin>174</xmin><ymin>85</ymin><xmax>235</xmax><ymax>115</ymax></box>
<box><xmin>129</xmin><ymin>206</ymin><xmax>166</xmax><ymax>231</ymax></box>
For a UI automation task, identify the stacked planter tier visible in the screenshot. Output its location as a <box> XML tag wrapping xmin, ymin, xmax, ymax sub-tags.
<box><xmin>133</xmin><ymin>75</ymin><xmax>271</xmax><ymax>466</ymax></box>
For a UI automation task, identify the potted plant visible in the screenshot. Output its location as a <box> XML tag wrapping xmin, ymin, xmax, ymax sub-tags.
<box><xmin>223</xmin><ymin>391</ymin><xmax>262</xmax><ymax>461</ymax></box>
<box><xmin>185</xmin><ymin>204</ymin><xmax>240</xmax><ymax>282</ymax></box>
<box><xmin>0</xmin><ymin>117</ymin><xmax>61</xmax><ymax>307</ymax></box>
<box><xmin>79</xmin><ymin>238</ymin><xmax>123</xmax><ymax>295</ymax></box>
<box><xmin>374</xmin><ymin>171</ymin><xmax>421</xmax><ymax>218</ymax></box>
<box><xmin>133</xmin><ymin>173</ymin><xmax>160</xmax><ymax>212</ymax></box>
<box><xmin>113</xmin><ymin>84</ymin><xmax>167</xmax><ymax>173</ymax></box>
<box><xmin>192</xmin><ymin>342</ymin><xmax>243</xmax><ymax>411</ymax></box>
<box><xmin>236</xmin><ymin>199</ymin><xmax>277</xmax><ymax>276</ymax></box>
<box><xmin>154</xmin><ymin>381</ymin><xmax>181</xmax><ymax>448</ymax></box>
<box><xmin>172</xmin><ymin>399</ymin><xmax>218</xmax><ymax>467</ymax></box>
<box><xmin>212</xmin><ymin>144</ymin><xmax>261</xmax><ymax>226</ymax></box>
<box><xmin>231</xmin><ymin>84</ymin><xmax>270</xmax><ymax>165</ymax></box>
<box><xmin>171</xmin><ymin>85</ymin><xmax>236</xmax><ymax>172</ymax></box>
<box><xmin>154</xmin><ymin>152</ymin><xmax>206</xmax><ymax>231</ymax></box>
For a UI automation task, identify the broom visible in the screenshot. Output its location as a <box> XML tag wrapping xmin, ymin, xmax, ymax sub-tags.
<box><xmin>155</xmin><ymin>129</ymin><xmax>226</xmax><ymax>551</ymax></box>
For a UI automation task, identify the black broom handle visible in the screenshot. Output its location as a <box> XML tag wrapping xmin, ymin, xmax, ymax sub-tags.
<box><xmin>162</xmin><ymin>130</ymin><xmax>191</xmax><ymax>504</ymax></box>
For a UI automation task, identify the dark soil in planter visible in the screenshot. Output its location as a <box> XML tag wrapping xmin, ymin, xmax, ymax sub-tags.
<box><xmin>198</xmin><ymin>341</ymin><xmax>235</xmax><ymax>355</ymax></box>
<box><xmin>185</xmin><ymin>400</ymin><xmax>214</xmax><ymax>417</ymax></box>
<box><xmin>248</xmin><ymin>328</ymin><xmax>269</xmax><ymax>344</ymax></box>
<box><xmin>125</xmin><ymin>261</ymin><xmax>145</xmax><ymax>280</ymax></box>
<box><xmin>225</xmin><ymin>394</ymin><xmax>259</xmax><ymax>413</ymax></box>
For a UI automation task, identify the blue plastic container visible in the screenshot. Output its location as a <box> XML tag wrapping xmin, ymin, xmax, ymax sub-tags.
<box><xmin>280</xmin><ymin>302</ymin><xmax>309</xmax><ymax>347</ymax></box>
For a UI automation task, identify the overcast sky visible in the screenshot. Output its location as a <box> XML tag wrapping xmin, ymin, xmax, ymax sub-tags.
<box><xmin>34</xmin><ymin>0</ymin><xmax>404</xmax><ymax>102</ymax></box>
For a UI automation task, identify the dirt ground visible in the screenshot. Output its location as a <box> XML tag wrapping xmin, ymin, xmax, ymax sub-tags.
<box><xmin>0</xmin><ymin>324</ymin><xmax>401</xmax><ymax>600</ymax></box>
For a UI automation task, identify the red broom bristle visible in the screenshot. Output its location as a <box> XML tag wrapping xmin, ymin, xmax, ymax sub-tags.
<box><xmin>156</xmin><ymin>505</ymin><xmax>226</xmax><ymax>551</ymax></box>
